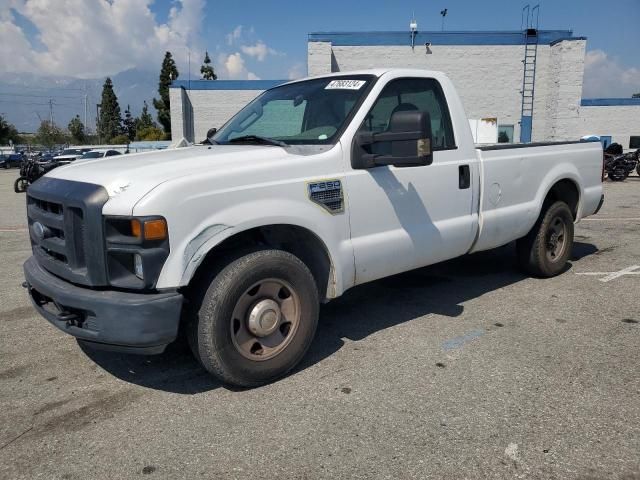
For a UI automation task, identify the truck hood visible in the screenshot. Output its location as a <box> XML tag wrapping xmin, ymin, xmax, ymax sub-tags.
<box><xmin>45</xmin><ymin>144</ymin><xmax>317</xmax><ymax>214</ymax></box>
<box><xmin>49</xmin><ymin>144</ymin><xmax>286</xmax><ymax>192</ymax></box>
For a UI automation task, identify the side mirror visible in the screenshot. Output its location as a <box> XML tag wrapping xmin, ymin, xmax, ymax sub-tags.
<box><xmin>202</xmin><ymin>127</ymin><xmax>217</xmax><ymax>144</ymax></box>
<box><xmin>352</xmin><ymin>110</ymin><xmax>433</xmax><ymax>169</ymax></box>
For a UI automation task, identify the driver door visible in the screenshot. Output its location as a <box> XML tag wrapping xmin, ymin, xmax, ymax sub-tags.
<box><xmin>343</xmin><ymin>77</ymin><xmax>477</xmax><ymax>285</ymax></box>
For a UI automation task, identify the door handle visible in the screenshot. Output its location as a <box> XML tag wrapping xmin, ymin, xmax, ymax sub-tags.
<box><xmin>459</xmin><ymin>165</ymin><xmax>470</xmax><ymax>189</ymax></box>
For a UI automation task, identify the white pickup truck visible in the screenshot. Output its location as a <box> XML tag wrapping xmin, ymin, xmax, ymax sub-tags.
<box><xmin>23</xmin><ymin>69</ymin><xmax>604</xmax><ymax>386</ymax></box>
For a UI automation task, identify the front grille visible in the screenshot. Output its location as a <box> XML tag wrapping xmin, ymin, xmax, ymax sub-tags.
<box><xmin>28</xmin><ymin>196</ymin><xmax>72</xmax><ymax>266</ymax></box>
<box><xmin>26</xmin><ymin>177</ymin><xmax>109</xmax><ymax>286</ymax></box>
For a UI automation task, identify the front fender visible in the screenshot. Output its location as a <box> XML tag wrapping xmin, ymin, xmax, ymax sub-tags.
<box><xmin>155</xmin><ymin>197</ymin><xmax>354</xmax><ymax>297</ymax></box>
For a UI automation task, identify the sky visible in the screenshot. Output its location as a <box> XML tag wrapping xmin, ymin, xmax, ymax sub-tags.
<box><xmin>0</xmin><ymin>0</ymin><xmax>639</xmax><ymax>97</ymax></box>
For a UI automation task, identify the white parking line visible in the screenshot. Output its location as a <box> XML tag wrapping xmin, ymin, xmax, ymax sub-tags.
<box><xmin>576</xmin><ymin>265</ymin><xmax>640</xmax><ymax>282</ymax></box>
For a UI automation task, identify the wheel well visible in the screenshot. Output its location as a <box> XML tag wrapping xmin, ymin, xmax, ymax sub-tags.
<box><xmin>189</xmin><ymin>225</ymin><xmax>334</xmax><ymax>300</ymax></box>
<box><xmin>544</xmin><ymin>179</ymin><xmax>579</xmax><ymax>219</ymax></box>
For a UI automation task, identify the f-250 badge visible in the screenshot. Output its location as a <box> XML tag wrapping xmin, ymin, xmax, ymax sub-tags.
<box><xmin>308</xmin><ymin>179</ymin><xmax>344</xmax><ymax>214</ymax></box>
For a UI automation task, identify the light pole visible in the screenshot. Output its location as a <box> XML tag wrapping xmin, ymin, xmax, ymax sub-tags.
<box><xmin>440</xmin><ymin>8</ymin><xmax>448</xmax><ymax>31</ymax></box>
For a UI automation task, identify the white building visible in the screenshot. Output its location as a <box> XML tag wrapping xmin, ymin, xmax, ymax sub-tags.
<box><xmin>170</xmin><ymin>29</ymin><xmax>640</xmax><ymax>149</ymax></box>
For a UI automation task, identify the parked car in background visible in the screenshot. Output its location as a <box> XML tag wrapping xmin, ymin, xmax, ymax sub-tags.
<box><xmin>78</xmin><ymin>149</ymin><xmax>122</xmax><ymax>160</ymax></box>
<box><xmin>0</xmin><ymin>153</ymin><xmax>24</xmax><ymax>169</ymax></box>
<box><xmin>53</xmin><ymin>148</ymin><xmax>93</xmax><ymax>163</ymax></box>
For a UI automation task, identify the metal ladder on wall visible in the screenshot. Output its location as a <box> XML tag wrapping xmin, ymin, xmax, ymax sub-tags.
<box><xmin>520</xmin><ymin>4</ymin><xmax>539</xmax><ymax>143</ymax></box>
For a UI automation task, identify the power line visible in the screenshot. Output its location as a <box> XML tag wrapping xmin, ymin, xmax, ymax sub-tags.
<box><xmin>0</xmin><ymin>92</ymin><xmax>81</xmax><ymax>99</ymax></box>
<box><xmin>0</xmin><ymin>84</ymin><xmax>85</xmax><ymax>92</ymax></box>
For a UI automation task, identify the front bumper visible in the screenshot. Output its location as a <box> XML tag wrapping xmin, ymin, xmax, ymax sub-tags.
<box><xmin>23</xmin><ymin>256</ymin><xmax>183</xmax><ymax>354</ymax></box>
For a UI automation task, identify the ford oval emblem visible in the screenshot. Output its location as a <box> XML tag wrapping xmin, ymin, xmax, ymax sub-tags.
<box><xmin>31</xmin><ymin>222</ymin><xmax>47</xmax><ymax>242</ymax></box>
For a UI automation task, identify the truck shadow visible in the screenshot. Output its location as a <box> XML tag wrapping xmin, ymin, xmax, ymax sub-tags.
<box><xmin>81</xmin><ymin>241</ymin><xmax>597</xmax><ymax>394</ymax></box>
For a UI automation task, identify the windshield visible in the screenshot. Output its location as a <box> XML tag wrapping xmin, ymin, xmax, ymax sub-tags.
<box><xmin>81</xmin><ymin>151</ymin><xmax>102</xmax><ymax>159</ymax></box>
<box><xmin>213</xmin><ymin>75</ymin><xmax>374</xmax><ymax>145</ymax></box>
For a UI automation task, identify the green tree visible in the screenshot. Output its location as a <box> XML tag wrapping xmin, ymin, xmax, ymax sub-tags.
<box><xmin>123</xmin><ymin>105</ymin><xmax>136</xmax><ymax>141</ymax></box>
<box><xmin>110</xmin><ymin>134</ymin><xmax>130</xmax><ymax>144</ymax></box>
<box><xmin>0</xmin><ymin>115</ymin><xmax>21</xmax><ymax>144</ymax></box>
<box><xmin>98</xmin><ymin>77</ymin><xmax>122</xmax><ymax>143</ymax></box>
<box><xmin>633</xmin><ymin>93</ymin><xmax>640</xmax><ymax>98</ymax></box>
<box><xmin>67</xmin><ymin>115</ymin><xmax>86</xmax><ymax>143</ymax></box>
<box><xmin>136</xmin><ymin>100</ymin><xmax>156</xmax><ymax>132</ymax></box>
<box><xmin>35</xmin><ymin>120</ymin><xmax>65</xmax><ymax>149</ymax></box>
<box><xmin>153</xmin><ymin>51</ymin><xmax>179</xmax><ymax>135</ymax></box>
<box><xmin>136</xmin><ymin>126</ymin><xmax>166</xmax><ymax>141</ymax></box>
<box><xmin>200</xmin><ymin>51</ymin><xmax>217</xmax><ymax>80</ymax></box>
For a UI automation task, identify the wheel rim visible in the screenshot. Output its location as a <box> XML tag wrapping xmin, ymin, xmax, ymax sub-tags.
<box><xmin>545</xmin><ymin>216</ymin><xmax>567</xmax><ymax>262</ymax></box>
<box><xmin>230</xmin><ymin>278</ymin><xmax>300</xmax><ymax>361</ymax></box>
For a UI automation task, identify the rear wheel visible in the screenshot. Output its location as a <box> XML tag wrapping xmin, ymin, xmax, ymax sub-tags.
<box><xmin>517</xmin><ymin>201</ymin><xmax>574</xmax><ymax>277</ymax></box>
<box><xmin>186</xmin><ymin>249</ymin><xmax>319</xmax><ymax>387</ymax></box>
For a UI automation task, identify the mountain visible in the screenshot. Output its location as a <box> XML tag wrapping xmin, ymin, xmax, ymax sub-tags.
<box><xmin>0</xmin><ymin>68</ymin><xmax>159</xmax><ymax>133</ymax></box>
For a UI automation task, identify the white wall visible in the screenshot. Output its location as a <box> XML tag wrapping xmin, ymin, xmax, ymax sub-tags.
<box><xmin>328</xmin><ymin>44</ymin><xmax>525</xmax><ymax>140</ymax></box>
<box><xmin>577</xmin><ymin>106</ymin><xmax>640</xmax><ymax>149</ymax></box>
<box><xmin>170</xmin><ymin>88</ymin><xmax>264</xmax><ymax>143</ymax></box>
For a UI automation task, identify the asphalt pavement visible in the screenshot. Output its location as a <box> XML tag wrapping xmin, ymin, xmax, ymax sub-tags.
<box><xmin>0</xmin><ymin>168</ymin><xmax>639</xmax><ymax>479</ymax></box>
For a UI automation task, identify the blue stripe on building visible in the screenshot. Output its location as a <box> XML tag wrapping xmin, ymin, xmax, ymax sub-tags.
<box><xmin>308</xmin><ymin>30</ymin><xmax>582</xmax><ymax>46</ymax></box>
<box><xmin>581</xmin><ymin>98</ymin><xmax>640</xmax><ymax>107</ymax></box>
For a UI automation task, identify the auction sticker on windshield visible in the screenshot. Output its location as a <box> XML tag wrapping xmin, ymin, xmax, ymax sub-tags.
<box><xmin>325</xmin><ymin>79</ymin><xmax>366</xmax><ymax>90</ymax></box>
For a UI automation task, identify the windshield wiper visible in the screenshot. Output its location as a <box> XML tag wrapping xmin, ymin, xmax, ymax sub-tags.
<box><xmin>228</xmin><ymin>135</ymin><xmax>288</xmax><ymax>147</ymax></box>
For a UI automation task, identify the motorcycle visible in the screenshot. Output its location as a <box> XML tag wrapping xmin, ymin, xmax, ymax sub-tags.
<box><xmin>603</xmin><ymin>143</ymin><xmax>639</xmax><ymax>181</ymax></box>
<box><xmin>14</xmin><ymin>157</ymin><xmax>64</xmax><ymax>193</ymax></box>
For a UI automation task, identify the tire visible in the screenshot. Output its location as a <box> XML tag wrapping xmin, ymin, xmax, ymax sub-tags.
<box><xmin>608</xmin><ymin>167</ymin><xmax>626</xmax><ymax>181</ymax></box>
<box><xmin>14</xmin><ymin>176</ymin><xmax>28</xmax><ymax>193</ymax></box>
<box><xmin>636</xmin><ymin>163</ymin><xmax>640</xmax><ymax>177</ymax></box>
<box><xmin>186</xmin><ymin>249</ymin><xmax>319</xmax><ymax>387</ymax></box>
<box><xmin>516</xmin><ymin>201</ymin><xmax>574</xmax><ymax>278</ymax></box>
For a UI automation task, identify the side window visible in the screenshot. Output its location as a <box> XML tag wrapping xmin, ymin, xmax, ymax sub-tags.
<box><xmin>359</xmin><ymin>78</ymin><xmax>456</xmax><ymax>151</ymax></box>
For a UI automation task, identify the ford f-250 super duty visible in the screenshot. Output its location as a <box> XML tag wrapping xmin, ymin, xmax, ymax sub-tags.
<box><xmin>23</xmin><ymin>69</ymin><xmax>604</xmax><ymax>387</ymax></box>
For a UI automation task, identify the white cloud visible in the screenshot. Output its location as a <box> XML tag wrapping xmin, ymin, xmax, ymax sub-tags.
<box><xmin>225</xmin><ymin>25</ymin><xmax>243</xmax><ymax>46</ymax></box>
<box><xmin>224</xmin><ymin>52</ymin><xmax>245</xmax><ymax>77</ymax></box>
<box><xmin>583</xmin><ymin>49</ymin><xmax>640</xmax><ymax>98</ymax></box>
<box><xmin>287</xmin><ymin>62</ymin><xmax>305</xmax><ymax>80</ymax></box>
<box><xmin>0</xmin><ymin>0</ymin><xmax>206</xmax><ymax>78</ymax></box>
<box><xmin>220</xmin><ymin>52</ymin><xmax>259</xmax><ymax>80</ymax></box>
<box><xmin>240</xmin><ymin>41</ymin><xmax>279</xmax><ymax>62</ymax></box>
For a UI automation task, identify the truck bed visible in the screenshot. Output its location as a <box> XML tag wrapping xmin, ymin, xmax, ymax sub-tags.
<box><xmin>470</xmin><ymin>141</ymin><xmax>603</xmax><ymax>253</ymax></box>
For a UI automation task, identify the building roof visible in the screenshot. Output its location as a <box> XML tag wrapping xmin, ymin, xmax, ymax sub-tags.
<box><xmin>308</xmin><ymin>30</ymin><xmax>585</xmax><ymax>46</ymax></box>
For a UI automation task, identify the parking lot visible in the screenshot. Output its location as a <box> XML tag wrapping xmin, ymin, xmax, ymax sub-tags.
<box><xmin>0</xmin><ymin>168</ymin><xmax>638</xmax><ymax>479</ymax></box>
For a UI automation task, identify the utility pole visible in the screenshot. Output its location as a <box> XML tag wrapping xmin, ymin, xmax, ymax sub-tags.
<box><xmin>83</xmin><ymin>83</ymin><xmax>88</xmax><ymax>134</ymax></box>
<box><xmin>49</xmin><ymin>98</ymin><xmax>54</xmax><ymax>125</ymax></box>
<box><xmin>96</xmin><ymin>103</ymin><xmax>101</xmax><ymax>144</ymax></box>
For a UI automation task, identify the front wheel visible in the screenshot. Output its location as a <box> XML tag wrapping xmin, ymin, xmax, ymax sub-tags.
<box><xmin>187</xmin><ymin>249</ymin><xmax>319</xmax><ymax>387</ymax></box>
<box><xmin>14</xmin><ymin>176</ymin><xmax>28</xmax><ymax>193</ymax></box>
<box><xmin>517</xmin><ymin>201</ymin><xmax>574</xmax><ymax>278</ymax></box>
